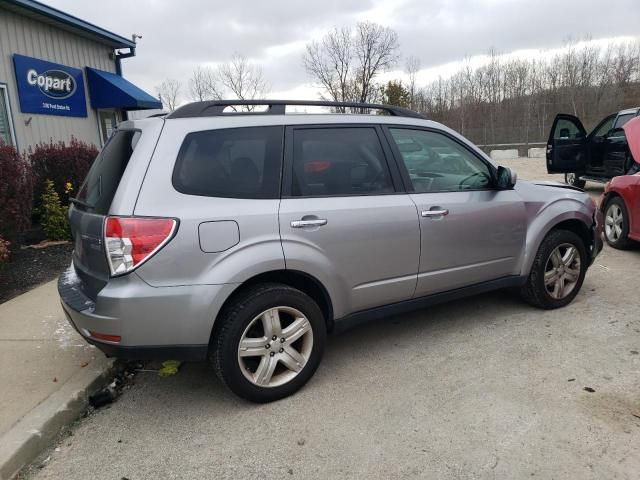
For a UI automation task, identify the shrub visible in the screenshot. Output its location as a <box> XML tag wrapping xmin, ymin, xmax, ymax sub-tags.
<box><xmin>30</xmin><ymin>137</ymin><xmax>98</xmax><ymax>208</ymax></box>
<box><xmin>41</xmin><ymin>179</ymin><xmax>70</xmax><ymax>241</ymax></box>
<box><xmin>0</xmin><ymin>237</ymin><xmax>10</xmax><ymax>266</ymax></box>
<box><xmin>0</xmin><ymin>143</ymin><xmax>33</xmax><ymax>243</ymax></box>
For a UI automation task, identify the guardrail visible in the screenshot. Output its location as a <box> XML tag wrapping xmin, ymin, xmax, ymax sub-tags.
<box><xmin>476</xmin><ymin>142</ymin><xmax>547</xmax><ymax>158</ymax></box>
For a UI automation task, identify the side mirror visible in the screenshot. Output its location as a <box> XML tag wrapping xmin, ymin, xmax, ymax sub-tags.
<box><xmin>496</xmin><ymin>166</ymin><xmax>517</xmax><ymax>189</ymax></box>
<box><xmin>607</xmin><ymin>127</ymin><xmax>625</xmax><ymax>138</ymax></box>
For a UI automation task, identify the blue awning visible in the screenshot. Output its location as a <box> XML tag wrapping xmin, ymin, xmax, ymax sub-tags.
<box><xmin>85</xmin><ymin>68</ymin><xmax>162</xmax><ymax>110</ymax></box>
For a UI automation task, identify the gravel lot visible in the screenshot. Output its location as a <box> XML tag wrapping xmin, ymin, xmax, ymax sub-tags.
<box><xmin>23</xmin><ymin>158</ymin><xmax>640</xmax><ymax>480</ymax></box>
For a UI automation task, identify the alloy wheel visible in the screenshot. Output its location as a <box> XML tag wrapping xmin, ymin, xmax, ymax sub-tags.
<box><xmin>237</xmin><ymin>306</ymin><xmax>313</xmax><ymax>388</ymax></box>
<box><xmin>544</xmin><ymin>243</ymin><xmax>581</xmax><ymax>300</ymax></box>
<box><xmin>605</xmin><ymin>204</ymin><xmax>624</xmax><ymax>242</ymax></box>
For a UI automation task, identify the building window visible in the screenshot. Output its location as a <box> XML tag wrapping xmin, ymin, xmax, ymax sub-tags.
<box><xmin>0</xmin><ymin>85</ymin><xmax>16</xmax><ymax>146</ymax></box>
<box><xmin>98</xmin><ymin>109</ymin><xmax>119</xmax><ymax>146</ymax></box>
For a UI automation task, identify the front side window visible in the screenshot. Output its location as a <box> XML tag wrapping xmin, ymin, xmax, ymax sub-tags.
<box><xmin>390</xmin><ymin>128</ymin><xmax>493</xmax><ymax>192</ymax></box>
<box><xmin>554</xmin><ymin>119</ymin><xmax>583</xmax><ymax>139</ymax></box>
<box><xmin>173</xmin><ymin>126</ymin><xmax>283</xmax><ymax>199</ymax></box>
<box><xmin>0</xmin><ymin>86</ymin><xmax>15</xmax><ymax>146</ymax></box>
<box><xmin>591</xmin><ymin>115</ymin><xmax>615</xmax><ymax>138</ymax></box>
<box><xmin>291</xmin><ymin>127</ymin><xmax>393</xmax><ymax>197</ymax></box>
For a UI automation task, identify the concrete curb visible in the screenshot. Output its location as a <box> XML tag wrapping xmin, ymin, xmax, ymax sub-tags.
<box><xmin>0</xmin><ymin>355</ymin><xmax>114</xmax><ymax>480</ymax></box>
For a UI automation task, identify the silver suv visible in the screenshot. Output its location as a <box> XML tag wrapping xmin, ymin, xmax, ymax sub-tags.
<box><xmin>59</xmin><ymin>100</ymin><xmax>603</xmax><ymax>402</ymax></box>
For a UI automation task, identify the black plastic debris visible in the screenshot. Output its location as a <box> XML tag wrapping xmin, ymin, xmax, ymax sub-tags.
<box><xmin>89</xmin><ymin>360</ymin><xmax>142</xmax><ymax>409</ymax></box>
<box><xmin>89</xmin><ymin>379</ymin><xmax>118</xmax><ymax>408</ymax></box>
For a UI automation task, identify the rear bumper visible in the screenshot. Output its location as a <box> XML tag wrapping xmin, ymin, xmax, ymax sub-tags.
<box><xmin>58</xmin><ymin>264</ymin><xmax>238</xmax><ymax>360</ymax></box>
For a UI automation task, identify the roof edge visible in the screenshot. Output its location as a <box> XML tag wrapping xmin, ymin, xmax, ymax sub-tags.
<box><xmin>3</xmin><ymin>0</ymin><xmax>136</xmax><ymax>48</ymax></box>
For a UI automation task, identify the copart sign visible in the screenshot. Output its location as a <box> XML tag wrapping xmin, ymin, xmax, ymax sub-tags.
<box><xmin>13</xmin><ymin>54</ymin><xmax>87</xmax><ymax>117</ymax></box>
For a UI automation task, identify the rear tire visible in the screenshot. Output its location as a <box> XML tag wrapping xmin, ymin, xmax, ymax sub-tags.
<box><xmin>565</xmin><ymin>172</ymin><xmax>586</xmax><ymax>189</ymax></box>
<box><xmin>520</xmin><ymin>229</ymin><xmax>587</xmax><ymax>309</ymax></box>
<box><xmin>604</xmin><ymin>197</ymin><xmax>632</xmax><ymax>249</ymax></box>
<box><xmin>211</xmin><ymin>283</ymin><xmax>326</xmax><ymax>403</ymax></box>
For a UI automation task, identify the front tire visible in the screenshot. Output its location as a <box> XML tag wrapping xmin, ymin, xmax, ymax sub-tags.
<box><xmin>604</xmin><ymin>197</ymin><xmax>631</xmax><ymax>249</ymax></box>
<box><xmin>211</xmin><ymin>283</ymin><xmax>326</xmax><ymax>402</ymax></box>
<box><xmin>520</xmin><ymin>229</ymin><xmax>587</xmax><ymax>309</ymax></box>
<box><xmin>565</xmin><ymin>172</ymin><xmax>586</xmax><ymax>189</ymax></box>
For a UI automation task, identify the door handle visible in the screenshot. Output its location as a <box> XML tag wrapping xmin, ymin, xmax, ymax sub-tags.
<box><xmin>421</xmin><ymin>209</ymin><xmax>449</xmax><ymax>218</ymax></box>
<box><xmin>291</xmin><ymin>219</ymin><xmax>328</xmax><ymax>228</ymax></box>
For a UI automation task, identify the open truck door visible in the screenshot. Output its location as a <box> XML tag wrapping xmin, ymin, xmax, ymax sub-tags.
<box><xmin>546</xmin><ymin>114</ymin><xmax>587</xmax><ymax>173</ymax></box>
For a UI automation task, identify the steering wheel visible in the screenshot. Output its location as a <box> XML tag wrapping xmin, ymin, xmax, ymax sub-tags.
<box><xmin>458</xmin><ymin>171</ymin><xmax>488</xmax><ymax>189</ymax></box>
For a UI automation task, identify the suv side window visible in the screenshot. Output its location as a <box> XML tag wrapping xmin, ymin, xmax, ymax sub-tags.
<box><xmin>613</xmin><ymin>113</ymin><xmax>635</xmax><ymax>129</ymax></box>
<box><xmin>291</xmin><ymin>127</ymin><xmax>394</xmax><ymax>197</ymax></box>
<box><xmin>389</xmin><ymin>128</ymin><xmax>493</xmax><ymax>192</ymax></box>
<box><xmin>591</xmin><ymin>115</ymin><xmax>615</xmax><ymax>138</ymax></box>
<box><xmin>172</xmin><ymin>126</ymin><xmax>283</xmax><ymax>199</ymax></box>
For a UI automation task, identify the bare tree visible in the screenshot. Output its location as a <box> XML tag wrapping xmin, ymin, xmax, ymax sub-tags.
<box><xmin>405</xmin><ymin>56</ymin><xmax>420</xmax><ymax>109</ymax></box>
<box><xmin>303</xmin><ymin>26</ymin><xmax>353</xmax><ymax>103</ymax></box>
<box><xmin>216</xmin><ymin>53</ymin><xmax>269</xmax><ymax>102</ymax></box>
<box><xmin>354</xmin><ymin>22</ymin><xmax>400</xmax><ymax>103</ymax></box>
<box><xmin>155</xmin><ymin>79</ymin><xmax>181</xmax><ymax>111</ymax></box>
<box><xmin>303</xmin><ymin>22</ymin><xmax>400</xmax><ymax>105</ymax></box>
<box><xmin>188</xmin><ymin>66</ymin><xmax>220</xmax><ymax>101</ymax></box>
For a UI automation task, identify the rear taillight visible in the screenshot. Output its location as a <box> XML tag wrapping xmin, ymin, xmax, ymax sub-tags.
<box><xmin>104</xmin><ymin>216</ymin><xmax>177</xmax><ymax>276</ymax></box>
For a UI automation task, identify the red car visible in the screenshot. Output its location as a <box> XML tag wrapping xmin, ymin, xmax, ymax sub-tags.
<box><xmin>601</xmin><ymin>116</ymin><xmax>640</xmax><ymax>248</ymax></box>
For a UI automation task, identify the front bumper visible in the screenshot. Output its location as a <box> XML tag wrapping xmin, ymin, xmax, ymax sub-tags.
<box><xmin>58</xmin><ymin>264</ymin><xmax>237</xmax><ymax>360</ymax></box>
<box><xmin>590</xmin><ymin>208</ymin><xmax>604</xmax><ymax>264</ymax></box>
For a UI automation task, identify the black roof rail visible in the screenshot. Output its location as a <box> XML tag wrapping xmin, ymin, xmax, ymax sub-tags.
<box><xmin>166</xmin><ymin>100</ymin><xmax>426</xmax><ymax>120</ymax></box>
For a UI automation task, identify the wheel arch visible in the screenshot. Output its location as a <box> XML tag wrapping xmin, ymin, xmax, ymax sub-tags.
<box><xmin>211</xmin><ymin>270</ymin><xmax>335</xmax><ymax>342</ymax></box>
<box><xmin>602</xmin><ymin>190</ymin><xmax>624</xmax><ymax>209</ymax></box>
<box><xmin>548</xmin><ymin>219</ymin><xmax>591</xmax><ymax>253</ymax></box>
<box><xmin>521</xmin><ymin>207</ymin><xmax>594</xmax><ymax>276</ymax></box>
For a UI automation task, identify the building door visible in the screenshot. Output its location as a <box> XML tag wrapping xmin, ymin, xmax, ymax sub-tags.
<box><xmin>98</xmin><ymin>109</ymin><xmax>119</xmax><ymax>145</ymax></box>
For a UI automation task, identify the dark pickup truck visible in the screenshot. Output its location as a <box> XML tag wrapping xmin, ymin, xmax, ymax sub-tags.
<box><xmin>546</xmin><ymin>107</ymin><xmax>640</xmax><ymax>188</ymax></box>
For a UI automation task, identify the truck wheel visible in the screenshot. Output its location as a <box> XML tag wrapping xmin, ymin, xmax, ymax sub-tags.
<box><xmin>211</xmin><ymin>283</ymin><xmax>326</xmax><ymax>403</ymax></box>
<box><xmin>565</xmin><ymin>172</ymin><xmax>586</xmax><ymax>189</ymax></box>
<box><xmin>604</xmin><ymin>197</ymin><xmax>631</xmax><ymax>249</ymax></box>
<box><xmin>520</xmin><ymin>229</ymin><xmax>587</xmax><ymax>309</ymax></box>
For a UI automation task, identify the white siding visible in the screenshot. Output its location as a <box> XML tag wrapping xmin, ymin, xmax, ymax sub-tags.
<box><xmin>0</xmin><ymin>7</ymin><xmax>117</xmax><ymax>151</ymax></box>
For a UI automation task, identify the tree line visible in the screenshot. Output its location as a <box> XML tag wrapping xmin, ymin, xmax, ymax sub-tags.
<box><xmin>156</xmin><ymin>22</ymin><xmax>640</xmax><ymax>145</ymax></box>
<box><xmin>408</xmin><ymin>42</ymin><xmax>640</xmax><ymax>145</ymax></box>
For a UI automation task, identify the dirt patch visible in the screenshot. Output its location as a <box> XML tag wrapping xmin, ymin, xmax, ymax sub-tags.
<box><xmin>0</xmin><ymin>243</ymin><xmax>73</xmax><ymax>304</ymax></box>
<box><xmin>576</xmin><ymin>389</ymin><xmax>640</xmax><ymax>433</ymax></box>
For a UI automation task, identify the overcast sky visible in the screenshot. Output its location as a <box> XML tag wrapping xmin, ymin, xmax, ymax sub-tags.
<box><xmin>46</xmin><ymin>0</ymin><xmax>640</xmax><ymax>102</ymax></box>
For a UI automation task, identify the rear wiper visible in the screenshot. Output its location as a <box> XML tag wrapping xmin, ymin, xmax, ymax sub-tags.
<box><xmin>69</xmin><ymin>197</ymin><xmax>95</xmax><ymax>210</ymax></box>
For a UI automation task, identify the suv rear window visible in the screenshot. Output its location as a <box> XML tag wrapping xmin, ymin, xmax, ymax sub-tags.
<box><xmin>172</xmin><ymin>126</ymin><xmax>283</xmax><ymax>199</ymax></box>
<box><xmin>75</xmin><ymin>129</ymin><xmax>140</xmax><ymax>215</ymax></box>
